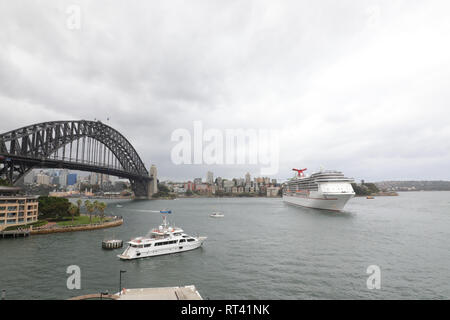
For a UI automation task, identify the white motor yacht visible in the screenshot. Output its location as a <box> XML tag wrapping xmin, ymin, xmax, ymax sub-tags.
<box><xmin>118</xmin><ymin>210</ymin><xmax>207</xmax><ymax>260</ymax></box>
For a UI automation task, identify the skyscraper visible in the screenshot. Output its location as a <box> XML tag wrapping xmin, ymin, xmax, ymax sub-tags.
<box><xmin>67</xmin><ymin>174</ymin><xmax>77</xmax><ymax>186</ymax></box>
<box><xmin>89</xmin><ymin>173</ymin><xmax>100</xmax><ymax>185</ymax></box>
<box><xmin>206</xmin><ymin>171</ymin><xmax>214</xmax><ymax>185</ymax></box>
<box><xmin>59</xmin><ymin>169</ymin><xmax>68</xmax><ymax>187</ymax></box>
<box><xmin>36</xmin><ymin>172</ymin><xmax>51</xmax><ymax>185</ymax></box>
<box><xmin>245</xmin><ymin>172</ymin><xmax>251</xmax><ymax>185</ymax></box>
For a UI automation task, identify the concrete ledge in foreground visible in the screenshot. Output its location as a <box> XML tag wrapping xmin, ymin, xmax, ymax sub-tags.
<box><xmin>69</xmin><ymin>285</ymin><xmax>203</xmax><ymax>300</ymax></box>
<box><xmin>117</xmin><ymin>286</ymin><xmax>203</xmax><ymax>300</ymax></box>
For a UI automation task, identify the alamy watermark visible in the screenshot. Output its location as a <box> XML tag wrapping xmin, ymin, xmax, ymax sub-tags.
<box><xmin>66</xmin><ymin>265</ymin><xmax>81</xmax><ymax>290</ymax></box>
<box><xmin>170</xmin><ymin>121</ymin><xmax>280</xmax><ymax>175</ymax></box>
<box><xmin>366</xmin><ymin>265</ymin><xmax>381</xmax><ymax>290</ymax></box>
<box><xmin>66</xmin><ymin>5</ymin><xmax>81</xmax><ymax>30</ymax></box>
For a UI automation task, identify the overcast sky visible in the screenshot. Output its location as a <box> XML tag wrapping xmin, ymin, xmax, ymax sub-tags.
<box><xmin>1</xmin><ymin>0</ymin><xmax>450</xmax><ymax>182</ymax></box>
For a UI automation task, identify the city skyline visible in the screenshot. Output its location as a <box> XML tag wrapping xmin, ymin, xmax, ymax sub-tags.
<box><xmin>23</xmin><ymin>168</ymin><xmax>278</xmax><ymax>186</ymax></box>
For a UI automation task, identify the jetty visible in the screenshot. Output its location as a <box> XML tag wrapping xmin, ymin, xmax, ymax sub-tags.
<box><xmin>0</xmin><ymin>228</ymin><xmax>31</xmax><ymax>239</ymax></box>
<box><xmin>102</xmin><ymin>239</ymin><xmax>123</xmax><ymax>249</ymax></box>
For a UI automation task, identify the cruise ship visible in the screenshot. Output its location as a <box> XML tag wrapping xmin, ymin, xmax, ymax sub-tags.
<box><xmin>283</xmin><ymin>168</ymin><xmax>355</xmax><ymax>211</ymax></box>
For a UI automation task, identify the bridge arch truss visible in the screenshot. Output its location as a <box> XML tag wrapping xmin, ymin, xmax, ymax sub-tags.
<box><xmin>0</xmin><ymin>120</ymin><xmax>152</xmax><ymax>197</ymax></box>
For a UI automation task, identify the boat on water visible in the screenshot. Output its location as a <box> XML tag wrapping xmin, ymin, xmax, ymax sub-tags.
<box><xmin>210</xmin><ymin>212</ymin><xmax>224</xmax><ymax>218</ymax></box>
<box><xmin>283</xmin><ymin>168</ymin><xmax>355</xmax><ymax>211</ymax></box>
<box><xmin>116</xmin><ymin>204</ymin><xmax>123</xmax><ymax>208</ymax></box>
<box><xmin>118</xmin><ymin>210</ymin><xmax>207</xmax><ymax>260</ymax></box>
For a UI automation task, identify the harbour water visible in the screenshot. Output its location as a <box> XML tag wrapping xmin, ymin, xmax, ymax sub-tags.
<box><xmin>0</xmin><ymin>191</ymin><xmax>449</xmax><ymax>299</ymax></box>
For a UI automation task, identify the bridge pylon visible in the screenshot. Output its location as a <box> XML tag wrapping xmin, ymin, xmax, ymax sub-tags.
<box><xmin>148</xmin><ymin>164</ymin><xmax>158</xmax><ymax>198</ymax></box>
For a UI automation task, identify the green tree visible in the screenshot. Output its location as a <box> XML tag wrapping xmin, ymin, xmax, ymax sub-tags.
<box><xmin>0</xmin><ymin>178</ymin><xmax>12</xmax><ymax>186</ymax></box>
<box><xmin>351</xmin><ymin>183</ymin><xmax>370</xmax><ymax>196</ymax></box>
<box><xmin>365</xmin><ymin>183</ymin><xmax>380</xmax><ymax>194</ymax></box>
<box><xmin>68</xmin><ymin>204</ymin><xmax>78</xmax><ymax>225</ymax></box>
<box><xmin>76</xmin><ymin>199</ymin><xmax>82</xmax><ymax>215</ymax></box>
<box><xmin>84</xmin><ymin>200</ymin><xmax>95</xmax><ymax>224</ymax></box>
<box><xmin>96</xmin><ymin>202</ymin><xmax>107</xmax><ymax>222</ymax></box>
<box><xmin>153</xmin><ymin>183</ymin><xmax>171</xmax><ymax>198</ymax></box>
<box><xmin>39</xmin><ymin>196</ymin><xmax>71</xmax><ymax>219</ymax></box>
<box><xmin>93</xmin><ymin>200</ymin><xmax>100</xmax><ymax>216</ymax></box>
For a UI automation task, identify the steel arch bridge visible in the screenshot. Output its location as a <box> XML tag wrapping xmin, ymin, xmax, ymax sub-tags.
<box><xmin>0</xmin><ymin>120</ymin><xmax>153</xmax><ymax>198</ymax></box>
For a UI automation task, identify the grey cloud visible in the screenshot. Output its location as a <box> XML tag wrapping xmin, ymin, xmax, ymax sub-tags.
<box><xmin>1</xmin><ymin>0</ymin><xmax>449</xmax><ymax>182</ymax></box>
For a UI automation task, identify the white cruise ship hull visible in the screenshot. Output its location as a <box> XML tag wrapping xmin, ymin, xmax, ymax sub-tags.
<box><xmin>283</xmin><ymin>193</ymin><xmax>354</xmax><ymax>211</ymax></box>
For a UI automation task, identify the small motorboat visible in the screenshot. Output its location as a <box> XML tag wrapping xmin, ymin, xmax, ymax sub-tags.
<box><xmin>210</xmin><ymin>212</ymin><xmax>224</xmax><ymax>218</ymax></box>
<box><xmin>116</xmin><ymin>204</ymin><xmax>123</xmax><ymax>208</ymax></box>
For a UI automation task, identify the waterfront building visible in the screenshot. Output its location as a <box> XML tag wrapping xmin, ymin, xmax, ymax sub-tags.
<box><xmin>59</xmin><ymin>169</ymin><xmax>68</xmax><ymax>187</ymax></box>
<box><xmin>206</xmin><ymin>171</ymin><xmax>214</xmax><ymax>185</ymax></box>
<box><xmin>88</xmin><ymin>172</ymin><xmax>110</xmax><ymax>186</ymax></box>
<box><xmin>223</xmin><ymin>180</ymin><xmax>235</xmax><ymax>188</ymax></box>
<box><xmin>100</xmin><ymin>174</ymin><xmax>110</xmax><ymax>185</ymax></box>
<box><xmin>51</xmin><ymin>176</ymin><xmax>60</xmax><ymax>185</ymax></box>
<box><xmin>194</xmin><ymin>178</ymin><xmax>202</xmax><ymax>185</ymax></box>
<box><xmin>173</xmin><ymin>186</ymin><xmax>186</xmax><ymax>194</ymax></box>
<box><xmin>245</xmin><ymin>172</ymin><xmax>251</xmax><ymax>185</ymax></box>
<box><xmin>89</xmin><ymin>173</ymin><xmax>100</xmax><ymax>185</ymax></box>
<box><xmin>184</xmin><ymin>181</ymin><xmax>194</xmax><ymax>191</ymax></box>
<box><xmin>49</xmin><ymin>191</ymin><xmax>76</xmax><ymax>197</ymax></box>
<box><xmin>0</xmin><ymin>187</ymin><xmax>39</xmax><ymax>231</ymax></box>
<box><xmin>36</xmin><ymin>172</ymin><xmax>51</xmax><ymax>185</ymax></box>
<box><xmin>83</xmin><ymin>188</ymin><xmax>94</xmax><ymax>197</ymax></box>
<box><xmin>195</xmin><ymin>183</ymin><xmax>209</xmax><ymax>194</ymax></box>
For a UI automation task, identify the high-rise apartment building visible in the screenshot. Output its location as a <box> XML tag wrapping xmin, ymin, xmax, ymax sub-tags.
<box><xmin>206</xmin><ymin>171</ymin><xmax>214</xmax><ymax>185</ymax></box>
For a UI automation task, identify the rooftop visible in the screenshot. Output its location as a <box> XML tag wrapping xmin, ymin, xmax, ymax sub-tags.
<box><xmin>0</xmin><ymin>186</ymin><xmax>22</xmax><ymax>193</ymax></box>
